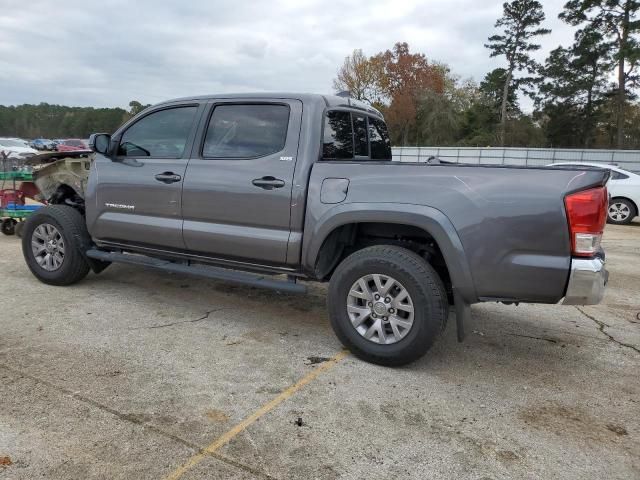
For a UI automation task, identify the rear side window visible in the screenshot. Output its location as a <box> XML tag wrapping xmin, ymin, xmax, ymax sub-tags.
<box><xmin>322</xmin><ymin>111</ymin><xmax>391</xmax><ymax>161</ymax></box>
<box><xmin>203</xmin><ymin>104</ymin><xmax>289</xmax><ymax>158</ymax></box>
<box><xmin>323</xmin><ymin>111</ymin><xmax>353</xmax><ymax>159</ymax></box>
<box><xmin>118</xmin><ymin>106</ymin><xmax>197</xmax><ymax>158</ymax></box>
<box><xmin>369</xmin><ymin>117</ymin><xmax>392</xmax><ymax>159</ymax></box>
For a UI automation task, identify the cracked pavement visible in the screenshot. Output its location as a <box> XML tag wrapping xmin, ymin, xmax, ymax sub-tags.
<box><xmin>0</xmin><ymin>221</ymin><xmax>639</xmax><ymax>479</ymax></box>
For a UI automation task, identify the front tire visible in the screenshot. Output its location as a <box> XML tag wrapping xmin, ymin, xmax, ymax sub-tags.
<box><xmin>328</xmin><ymin>245</ymin><xmax>448</xmax><ymax>367</ymax></box>
<box><xmin>21</xmin><ymin>205</ymin><xmax>90</xmax><ymax>285</ymax></box>
<box><xmin>607</xmin><ymin>198</ymin><xmax>636</xmax><ymax>225</ymax></box>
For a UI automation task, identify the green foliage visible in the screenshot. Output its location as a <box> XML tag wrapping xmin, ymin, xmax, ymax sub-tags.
<box><xmin>537</xmin><ymin>26</ymin><xmax>613</xmax><ymax>147</ymax></box>
<box><xmin>480</xmin><ymin>68</ymin><xmax>520</xmax><ymax>113</ymax></box>
<box><xmin>0</xmin><ymin>101</ymin><xmax>147</xmax><ymax>139</ymax></box>
<box><xmin>560</xmin><ymin>0</ymin><xmax>640</xmax><ymax>147</ymax></box>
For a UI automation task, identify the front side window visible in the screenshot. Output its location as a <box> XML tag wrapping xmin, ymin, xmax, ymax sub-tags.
<box><xmin>203</xmin><ymin>104</ymin><xmax>289</xmax><ymax>158</ymax></box>
<box><xmin>118</xmin><ymin>106</ymin><xmax>197</xmax><ymax>157</ymax></box>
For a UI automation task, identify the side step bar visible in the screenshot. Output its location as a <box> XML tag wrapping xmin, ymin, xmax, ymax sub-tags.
<box><xmin>85</xmin><ymin>249</ymin><xmax>307</xmax><ymax>294</ymax></box>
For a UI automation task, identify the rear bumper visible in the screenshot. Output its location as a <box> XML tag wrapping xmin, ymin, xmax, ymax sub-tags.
<box><xmin>562</xmin><ymin>257</ymin><xmax>608</xmax><ymax>305</ymax></box>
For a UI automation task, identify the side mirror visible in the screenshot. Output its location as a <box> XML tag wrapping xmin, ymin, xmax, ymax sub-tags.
<box><xmin>89</xmin><ymin>133</ymin><xmax>112</xmax><ymax>154</ymax></box>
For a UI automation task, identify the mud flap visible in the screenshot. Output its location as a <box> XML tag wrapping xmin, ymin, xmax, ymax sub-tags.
<box><xmin>453</xmin><ymin>289</ymin><xmax>470</xmax><ymax>342</ymax></box>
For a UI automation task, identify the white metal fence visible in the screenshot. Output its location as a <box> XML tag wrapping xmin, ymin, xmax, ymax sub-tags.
<box><xmin>392</xmin><ymin>147</ymin><xmax>640</xmax><ymax>173</ymax></box>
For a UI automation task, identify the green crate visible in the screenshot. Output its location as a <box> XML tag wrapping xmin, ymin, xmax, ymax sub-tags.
<box><xmin>0</xmin><ymin>208</ymin><xmax>34</xmax><ymax>219</ymax></box>
<box><xmin>0</xmin><ymin>171</ymin><xmax>33</xmax><ymax>181</ymax></box>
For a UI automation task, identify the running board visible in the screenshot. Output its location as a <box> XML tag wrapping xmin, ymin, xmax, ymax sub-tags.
<box><xmin>85</xmin><ymin>249</ymin><xmax>307</xmax><ymax>294</ymax></box>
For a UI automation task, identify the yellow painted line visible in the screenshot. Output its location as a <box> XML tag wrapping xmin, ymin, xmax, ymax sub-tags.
<box><xmin>164</xmin><ymin>349</ymin><xmax>349</xmax><ymax>480</ymax></box>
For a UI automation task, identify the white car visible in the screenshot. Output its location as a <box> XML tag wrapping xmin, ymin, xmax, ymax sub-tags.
<box><xmin>549</xmin><ymin>162</ymin><xmax>640</xmax><ymax>225</ymax></box>
<box><xmin>0</xmin><ymin>137</ymin><xmax>38</xmax><ymax>159</ymax></box>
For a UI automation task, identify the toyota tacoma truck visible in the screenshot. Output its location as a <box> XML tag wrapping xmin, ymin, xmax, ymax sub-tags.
<box><xmin>20</xmin><ymin>93</ymin><xmax>609</xmax><ymax>366</ymax></box>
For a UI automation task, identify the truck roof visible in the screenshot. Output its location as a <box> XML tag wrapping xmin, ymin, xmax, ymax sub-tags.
<box><xmin>154</xmin><ymin>92</ymin><xmax>384</xmax><ymax>118</ymax></box>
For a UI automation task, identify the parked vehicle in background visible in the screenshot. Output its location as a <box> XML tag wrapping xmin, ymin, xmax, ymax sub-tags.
<box><xmin>0</xmin><ymin>138</ymin><xmax>38</xmax><ymax>158</ymax></box>
<box><xmin>6</xmin><ymin>138</ymin><xmax>31</xmax><ymax>148</ymax></box>
<box><xmin>55</xmin><ymin>139</ymin><xmax>89</xmax><ymax>152</ymax></box>
<box><xmin>548</xmin><ymin>162</ymin><xmax>640</xmax><ymax>225</ymax></box>
<box><xmin>20</xmin><ymin>93</ymin><xmax>610</xmax><ymax>366</ymax></box>
<box><xmin>30</xmin><ymin>138</ymin><xmax>55</xmax><ymax>151</ymax></box>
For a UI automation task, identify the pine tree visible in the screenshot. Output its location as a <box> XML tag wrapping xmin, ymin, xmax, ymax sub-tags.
<box><xmin>485</xmin><ymin>0</ymin><xmax>551</xmax><ymax>146</ymax></box>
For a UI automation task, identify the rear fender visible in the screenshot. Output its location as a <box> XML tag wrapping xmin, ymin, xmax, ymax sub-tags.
<box><xmin>302</xmin><ymin>202</ymin><xmax>477</xmax><ymax>305</ymax></box>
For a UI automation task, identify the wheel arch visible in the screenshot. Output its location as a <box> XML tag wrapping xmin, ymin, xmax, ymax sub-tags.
<box><xmin>302</xmin><ymin>203</ymin><xmax>477</xmax><ymax>304</ymax></box>
<box><xmin>46</xmin><ymin>183</ymin><xmax>85</xmax><ymax>213</ymax></box>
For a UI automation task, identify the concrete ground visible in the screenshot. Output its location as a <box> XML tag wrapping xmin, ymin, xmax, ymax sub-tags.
<box><xmin>0</xmin><ymin>222</ymin><xmax>638</xmax><ymax>480</ymax></box>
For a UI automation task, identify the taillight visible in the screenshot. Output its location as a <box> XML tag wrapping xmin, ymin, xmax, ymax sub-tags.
<box><xmin>564</xmin><ymin>187</ymin><xmax>608</xmax><ymax>257</ymax></box>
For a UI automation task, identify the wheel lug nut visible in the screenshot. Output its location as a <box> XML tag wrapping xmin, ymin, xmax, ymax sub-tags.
<box><xmin>374</xmin><ymin>294</ymin><xmax>380</xmax><ymax>300</ymax></box>
<box><xmin>383</xmin><ymin>316</ymin><xmax>388</xmax><ymax>321</ymax></box>
<box><xmin>389</xmin><ymin>308</ymin><xmax>395</xmax><ymax>314</ymax></box>
<box><xmin>385</xmin><ymin>297</ymin><xmax>391</xmax><ymax>303</ymax></box>
<box><xmin>372</xmin><ymin>313</ymin><xmax>377</xmax><ymax>318</ymax></box>
<box><xmin>367</xmin><ymin>302</ymin><xmax>373</xmax><ymax>307</ymax></box>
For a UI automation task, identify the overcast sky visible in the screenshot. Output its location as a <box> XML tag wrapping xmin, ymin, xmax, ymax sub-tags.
<box><xmin>0</xmin><ymin>0</ymin><xmax>575</xmax><ymax>110</ymax></box>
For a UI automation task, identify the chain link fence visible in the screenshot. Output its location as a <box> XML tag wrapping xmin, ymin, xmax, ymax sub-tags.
<box><xmin>392</xmin><ymin>147</ymin><xmax>640</xmax><ymax>173</ymax></box>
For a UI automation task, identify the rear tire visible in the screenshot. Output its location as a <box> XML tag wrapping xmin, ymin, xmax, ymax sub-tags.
<box><xmin>328</xmin><ymin>245</ymin><xmax>448</xmax><ymax>367</ymax></box>
<box><xmin>21</xmin><ymin>205</ymin><xmax>90</xmax><ymax>285</ymax></box>
<box><xmin>607</xmin><ymin>198</ymin><xmax>636</xmax><ymax>225</ymax></box>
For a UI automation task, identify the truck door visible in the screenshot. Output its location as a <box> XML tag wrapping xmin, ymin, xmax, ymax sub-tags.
<box><xmin>181</xmin><ymin>100</ymin><xmax>302</xmax><ymax>265</ymax></box>
<box><xmin>89</xmin><ymin>104</ymin><xmax>200</xmax><ymax>250</ymax></box>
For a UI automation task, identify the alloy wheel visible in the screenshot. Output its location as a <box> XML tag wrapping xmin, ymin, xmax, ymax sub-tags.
<box><xmin>347</xmin><ymin>273</ymin><xmax>415</xmax><ymax>344</ymax></box>
<box><xmin>608</xmin><ymin>202</ymin><xmax>631</xmax><ymax>222</ymax></box>
<box><xmin>31</xmin><ymin>223</ymin><xmax>65</xmax><ymax>271</ymax></box>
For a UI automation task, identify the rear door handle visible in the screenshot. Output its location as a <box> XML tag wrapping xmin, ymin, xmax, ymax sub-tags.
<box><xmin>252</xmin><ymin>176</ymin><xmax>285</xmax><ymax>190</ymax></box>
<box><xmin>155</xmin><ymin>172</ymin><xmax>182</xmax><ymax>184</ymax></box>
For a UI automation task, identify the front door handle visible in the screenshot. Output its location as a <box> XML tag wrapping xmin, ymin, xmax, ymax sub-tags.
<box><xmin>155</xmin><ymin>172</ymin><xmax>182</xmax><ymax>184</ymax></box>
<box><xmin>252</xmin><ymin>176</ymin><xmax>285</xmax><ymax>190</ymax></box>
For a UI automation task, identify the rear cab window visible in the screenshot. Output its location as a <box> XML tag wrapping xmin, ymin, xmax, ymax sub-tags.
<box><xmin>322</xmin><ymin>110</ymin><xmax>391</xmax><ymax>161</ymax></box>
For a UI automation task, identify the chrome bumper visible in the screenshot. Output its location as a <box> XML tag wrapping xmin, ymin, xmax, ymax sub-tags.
<box><xmin>562</xmin><ymin>257</ymin><xmax>608</xmax><ymax>305</ymax></box>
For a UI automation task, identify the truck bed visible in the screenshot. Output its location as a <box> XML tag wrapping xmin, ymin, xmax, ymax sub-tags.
<box><xmin>305</xmin><ymin>162</ymin><xmax>609</xmax><ymax>304</ymax></box>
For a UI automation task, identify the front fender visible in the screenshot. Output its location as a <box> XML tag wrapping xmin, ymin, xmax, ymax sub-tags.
<box><xmin>302</xmin><ymin>202</ymin><xmax>478</xmax><ymax>304</ymax></box>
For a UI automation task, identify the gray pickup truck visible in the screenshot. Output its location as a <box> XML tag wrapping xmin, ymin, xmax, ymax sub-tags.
<box><xmin>21</xmin><ymin>93</ymin><xmax>610</xmax><ymax>365</ymax></box>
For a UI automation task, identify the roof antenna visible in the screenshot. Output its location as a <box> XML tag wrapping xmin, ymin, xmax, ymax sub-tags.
<box><xmin>336</xmin><ymin>90</ymin><xmax>352</xmax><ymax>98</ymax></box>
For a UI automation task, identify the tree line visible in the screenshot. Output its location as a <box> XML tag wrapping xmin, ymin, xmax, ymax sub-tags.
<box><xmin>333</xmin><ymin>0</ymin><xmax>640</xmax><ymax>149</ymax></box>
<box><xmin>0</xmin><ymin>101</ymin><xmax>150</xmax><ymax>139</ymax></box>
